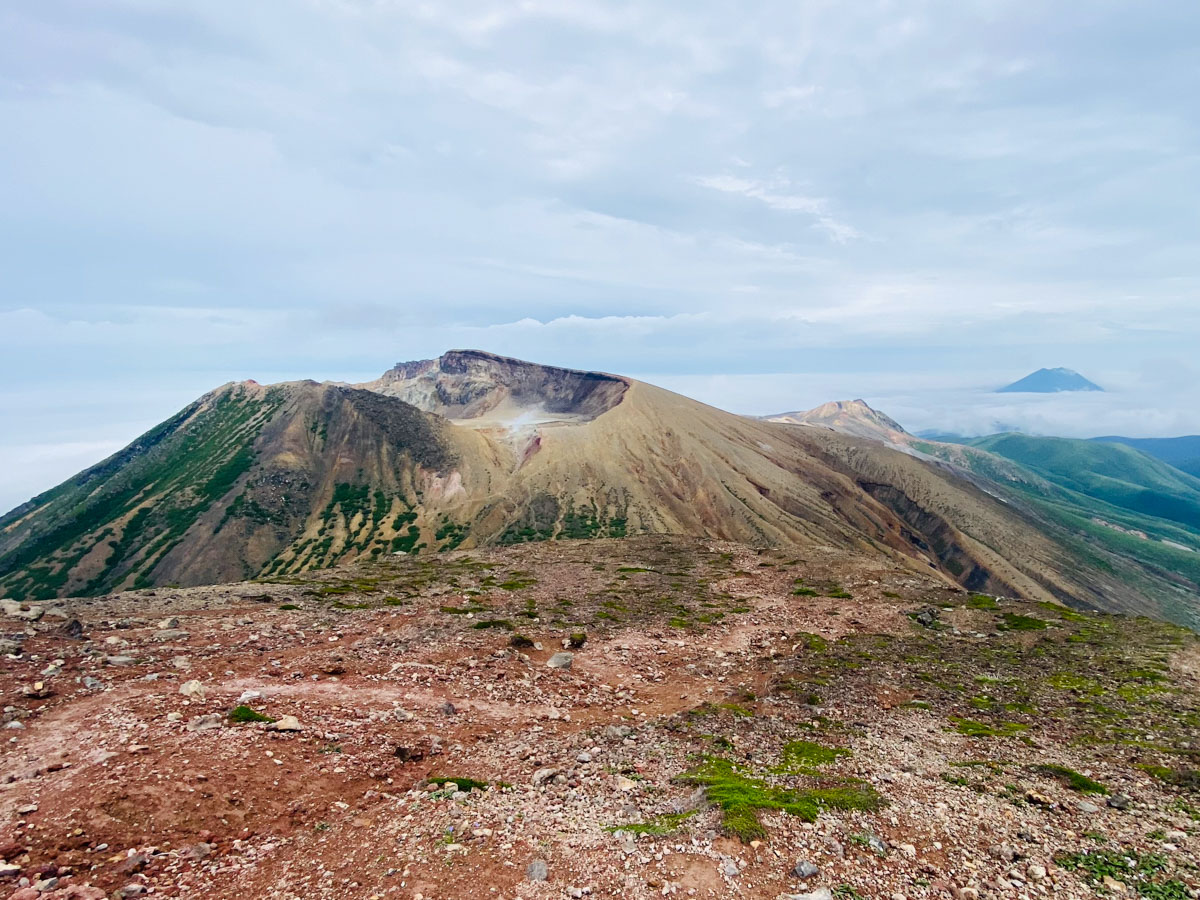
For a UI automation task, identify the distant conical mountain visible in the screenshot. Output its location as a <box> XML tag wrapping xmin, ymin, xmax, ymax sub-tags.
<box><xmin>996</xmin><ymin>368</ymin><xmax>1104</xmax><ymax>393</ymax></box>
<box><xmin>1</xmin><ymin>351</ymin><xmax>1196</xmax><ymax>625</ymax></box>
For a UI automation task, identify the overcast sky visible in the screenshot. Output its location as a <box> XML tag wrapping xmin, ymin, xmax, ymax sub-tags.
<box><xmin>2</xmin><ymin>1</ymin><xmax>1199</xmax><ymax>513</ymax></box>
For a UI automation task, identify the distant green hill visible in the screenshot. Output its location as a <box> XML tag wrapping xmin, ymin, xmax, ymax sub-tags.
<box><xmin>1091</xmin><ymin>435</ymin><xmax>1200</xmax><ymax>479</ymax></box>
<box><xmin>909</xmin><ymin>430</ymin><xmax>1200</xmax><ymax>626</ymax></box>
<box><xmin>969</xmin><ymin>433</ymin><xmax>1200</xmax><ymax>533</ymax></box>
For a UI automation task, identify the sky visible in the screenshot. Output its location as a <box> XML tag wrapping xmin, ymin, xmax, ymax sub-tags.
<box><xmin>1</xmin><ymin>0</ymin><xmax>1199</xmax><ymax>514</ymax></box>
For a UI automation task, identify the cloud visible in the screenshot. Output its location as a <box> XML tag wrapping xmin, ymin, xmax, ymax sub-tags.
<box><xmin>0</xmin><ymin>0</ymin><xmax>1198</xmax><ymax>506</ymax></box>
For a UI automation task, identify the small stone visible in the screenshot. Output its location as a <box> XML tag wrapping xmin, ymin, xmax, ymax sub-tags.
<box><xmin>181</xmin><ymin>842</ymin><xmax>213</xmax><ymax>860</ymax></box>
<box><xmin>186</xmin><ymin>713</ymin><xmax>224</xmax><ymax>732</ymax></box>
<box><xmin>1</xmin><ymin>600</ymin><xmax>42</xmax><ymax>621</ymax></box>
<box><xmin>105</xmin><ymin>655</ymin><xmax>136</xmax><ymax>666</ymax></box>
<box><xmin>989</xmin><ymin>844</ymin><xmax>1018</xmax><ymax>862</ymax></box>
<box><xmin>721</xmin><ymin>858</ymin><xmax>739</xmax><ymax>877</ymax></box>
<box><xmin>113</xmin><ymin>852</ymin><xmax>148</xmax><ymax>875</ymax></box>
<box><xmin>1107</xmin><ymin>793</ymin><xmax>1132</xmax><ymax>811</ymax></box>
<box><xmin>526</xmin><ymin>859</ymin><xmax>548</xmax><ymax>882</ymax></box>
<box><xmin>793</xmin><ymin>860</ymin><xmax>820</xmax><ymax>878</ymax></box>
<box><xmin>1101</xmin><ymin>876</ymin><xmax>1130</xmax><ymax>896</ymax></box>
<box><xmin>614</xmin><ymin>775</ymin><xmax>638</xmax><ymax>792</ymax></box>
<box><xmin>160</xmin><ymin>617</ymin><xmax>181</xmax><ymax>629</ymax></box>
<box><xmin>16</xmin><ymin>803</ymin><xmax>38</xmax><ymax>814</ymax></box>
<box><xmin>547</xmin><ymin>652</ymin><xmax>574</xmax><ymax>670</ymax></box>
<box><xmin>1025</xmin><ymin>789</ymin><xmax>1053</xmax><ymax>807</ymax></box>
<box><xmin>577</xmin><ymin>751</ymin><xmax>592</xmax><ymax>763</ymax></box>
<box><xmin>57</xmin><ymin>619</ymin><xmax>85</xmax><ymax>640</ymax></box>
<box><xmin>911</xmin><ymin>607</ymin><xmax>940</xmax><ymax>627</ymax></box>
<box><xmin>1076</xmin><ymin>800</ymin><xmax>1101</xmax><ymax>814</ymax></box>
<box><xmin>153</xmin><ymin>629</ymin><xmax>190</xmax><ymax>641</ymax></box>
<box><xmin>783</xmin><ymin>890</ymin><xmax>833</xmax><ymax>900</ymax></box>
<box><xmin>238</xmin><ymin>690</ymin><xmax>264</xmax><ymax>704</ymax></box>
<box><xmin>271</xmin><ymin>715</ymin><xmax>303</xmax><ymax>732</ymax></box>
<box><xmin>179</xmin><ymin>679</ymin><xmax>206</xmax><ymax>699</ymax></box>
<box><xmin>1027</xmin><ymin>864</ymin><xmax>1047</xmax><ymax>882</ymax></box>
<box><xmin>532</xmin><ymin>767</ymin><xmax>559</xmax><ymax>786</ymax></box>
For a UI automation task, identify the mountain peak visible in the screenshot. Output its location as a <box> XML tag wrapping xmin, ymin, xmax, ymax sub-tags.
<box><xmin>996</xmin><ymin>368</ymin><xmax>1104</xmax><ymax>393</ymax></box>
<box><xmin>367</xmin><ymin>350</ymin><xmax>628</xmax><ymax>426</ymax></box>
<box><xmin>764</xmin><ymin>399</ymin><xmax>908</xmax><ymax>442</ymax></box>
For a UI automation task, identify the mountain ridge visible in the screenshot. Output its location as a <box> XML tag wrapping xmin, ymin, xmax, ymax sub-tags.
<box><xmin>1</xmin><ymin>351</ymin><xmax>1196</xmax><ymax>626</ymax></box>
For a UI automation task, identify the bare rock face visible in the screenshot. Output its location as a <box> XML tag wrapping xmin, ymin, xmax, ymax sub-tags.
<box><xmin>366</xmin><ymin>350</ymin><xmax>628</xmax><ymax>425</ymax></box>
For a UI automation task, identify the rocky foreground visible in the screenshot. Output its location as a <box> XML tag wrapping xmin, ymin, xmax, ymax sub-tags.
<box><xmin>0</xmin><ymin>536</ymin><xmax>1196</xmax><ymax>900</ymax></box>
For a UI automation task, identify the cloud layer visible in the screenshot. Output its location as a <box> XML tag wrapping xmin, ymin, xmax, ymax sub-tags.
<box><xmin>1</xmin><ymin>1</ymin><xmax>1198</xmax><ymax>511</ymax></box>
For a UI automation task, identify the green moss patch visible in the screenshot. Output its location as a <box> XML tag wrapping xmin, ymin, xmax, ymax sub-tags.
<box><xmin>1055</xmin><ymin>849</ymin><xmax>1187</xmax><ymax>898</ymax></box>
<box><xmin>605</xmin><ymin>810</ymin><xmax>697</xmax><ymax>836</ymax></box>
<box><xmin>229</xmin><ymin>705</ymin><xmax>276</xmax><ymax>724</ymax></box>
<box><xmin>1030</xmin><ymin>764</ymin><xmax>1109</xmax><ymax>795</ymax></box>
<box><xmin>998</xmin><ymin>613</ymin><xmax>1049</xmax><ymax>631</ymax></box>
<box><xmin>950</xmin><ymin>717</ymin><xmax>1029</xmax><ymax>738</ymax></box>
<box><xmin>678</xmin><ymin>755</ymin><xmax>884</xmax><ymax>842</ymax></box>
<box><xmin>966</xmin><ymin>594</ymin><xmax>1000</xmax><ymax>610</ymax></box>
<box><xmin>775</xmin><ymin>740</ymin><xmax>851</xmax><ymax>774</ymax></box>
<box><xmin>471</xmin><ymin>619</ymin><xmax>514</xmax><ymax>630</ymax></box>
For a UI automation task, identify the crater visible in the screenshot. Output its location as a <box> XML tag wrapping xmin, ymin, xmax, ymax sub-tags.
<box><xmin>363</xmin><ymin>350</ymin><xmax>628</xmax><ymax>430</ymax></box>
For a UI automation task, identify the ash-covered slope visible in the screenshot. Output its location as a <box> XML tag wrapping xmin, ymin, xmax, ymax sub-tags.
<box><xmin>764</xmin><ymin>399</ymin><xmax>1200</xmax><ymax>626</ymax></box>
<box><xmin>363</xmin><ymin>349</ymin><xmax>628</xmax><ymax>426</ymax></box>
<box><xmin>765</xmin><ymin>399</ymin><xmax>910</xmax><ymax>446</ymax></box>
<box><xmin>2</xmin><ymin>351</ymin><xmax>1194</xmax><ymax>624</ymax></box>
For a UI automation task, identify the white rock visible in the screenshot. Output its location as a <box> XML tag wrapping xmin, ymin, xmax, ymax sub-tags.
<box><xmin>271</xmin><ymin>715</ymin><xmax>303</xmax><ymax>732</ymax></box>
<box><xmin>179</xmin><ymin>679</ymin><xmax>206</xmax><ymax>700</ymax></box>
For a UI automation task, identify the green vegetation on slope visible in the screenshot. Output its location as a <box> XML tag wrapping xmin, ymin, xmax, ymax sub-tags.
<box><xmin>0</xmin><ymin>386</ymin><xmax>284</xmax><ymax>601</ymax></box>
<box><xmin>970</xmin><ymin>433</ymin><xmax>1200</xmax><ymax>534</ymax></box>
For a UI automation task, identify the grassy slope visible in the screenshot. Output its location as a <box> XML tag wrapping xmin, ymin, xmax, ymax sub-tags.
<box><xmin>0</xmin><ymin>385</ymin><xmax>284</xmax><ymax>601</ymax></box>
<box><xmin>902</xmin><ymin>434</ymin><xmax>1200</xmax><ymax>627</ymax></box>
<box><xmin>1092</xmin><ymin>435</ymin><xmax>1200</xmax><ymax>479</ymax></box>
<box><xmin>970</xmin><ymin>433</ymin><xmax>1200</xmax><ymax>534</ymax></box>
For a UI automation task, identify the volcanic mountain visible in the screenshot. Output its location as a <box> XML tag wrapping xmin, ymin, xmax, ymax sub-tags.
<box><xmin>996</xmin><ymin>367</ymin><xmax>1104</xmax><ymax>393</ymax></box>
<box><xmin>764</xmin><ymin>399</ymin><xmax>910</xmax><ymax>447</ymax></box>
<box><xmin>0</xmin><ymin>351</ymin><xmax>1195</xmax><ymax>624</ymax></box>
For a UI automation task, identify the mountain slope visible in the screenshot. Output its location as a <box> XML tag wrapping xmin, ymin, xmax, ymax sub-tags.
<box><xmin>1092</xmin><ymin>435</ymin><xmax>1200</xmax><ymax>479</ymax></box>
<box><xmin>970</xmin><ymin>433</ymin><xmax>1200</xmax><ymax>532</ymax></box>
<box><xmin>764</xmin><ymin>399</ymin><xmax>909</xmax><ymax>446</ymax></box>
<box><xmin>0</xmin><ymin>381</ymin><xmax>469</xmax><ymax>600</ymax></box>
<box><xmin>2</xmin><ymin>351</ymin><xmax>1197</xmax><ymax>626</ymax></box>
<box><xmin>996</xmin><ymin>367</ymin><xmax>1104</xmax><ymax>393</ymax></box>
<box><xmin>759</xmin><ymin>400</ymin><xmax>1200</xmax><ymax>627</ymax></box>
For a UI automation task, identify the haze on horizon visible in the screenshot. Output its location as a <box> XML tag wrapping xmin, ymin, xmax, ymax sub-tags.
<box><xmin>1</xmin><ymin>1</ymin><xmax>1198</xmax><ymax>514</ymax></box>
